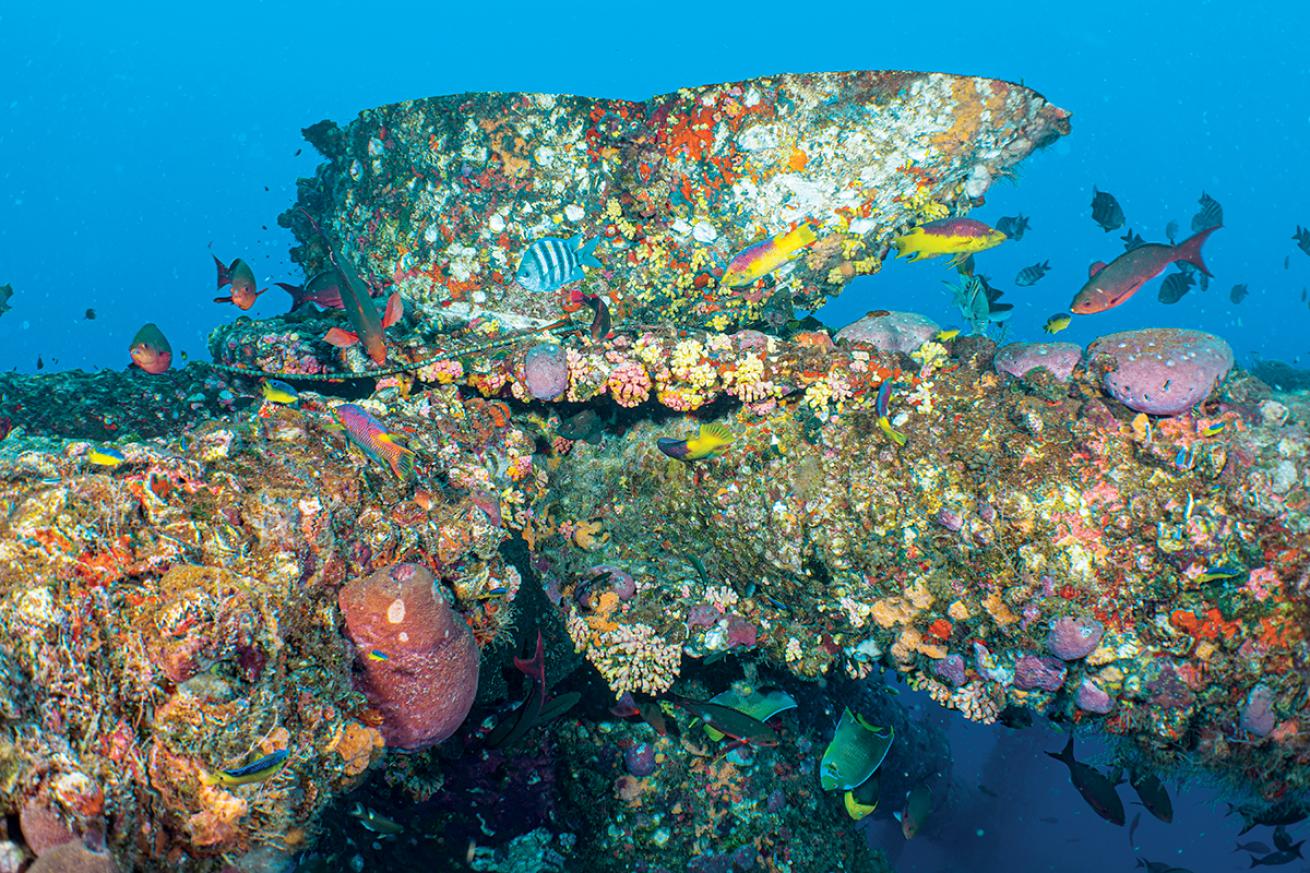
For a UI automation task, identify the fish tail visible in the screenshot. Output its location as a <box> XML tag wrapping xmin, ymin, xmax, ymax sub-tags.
<box><xmin>1175</xmin><ymin>226</ymin><xmax>1219</xmax><ymax>277</ymax></box>
<box><xmin>877</xmin><ymin>417</ymin><xmax>906</xmax><ymax>447</ymax></box>
<box><xmin>388</xmin><ymin>448</ymin><xmax>415</xmax><ymax>480</ymax></box>
<box><xmin>1046</xmin><ymin>735</ymin><xmax>1075</xmax><ymax>766</ymax></box>
<box><xmin>213</xmin><ymin>254</ymin><xmax>232</xmax><ymax>289</ymax></box>
<box><xmin>576</xmin><ymin>236</ymin><xmax>602</xmax><ymax>268</ymax></box>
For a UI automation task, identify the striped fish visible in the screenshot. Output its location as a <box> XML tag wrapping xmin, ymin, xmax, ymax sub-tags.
<box><xmin>515</xmin><ymin>235</ymin><xmax>601</xmax><ymax>294</ymax></box>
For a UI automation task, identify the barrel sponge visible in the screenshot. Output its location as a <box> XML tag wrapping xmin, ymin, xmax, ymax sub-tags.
<box><xmin>338</xmin><ymin>563</ymin><xmax>479</xmax><ymax>750</ymax></box>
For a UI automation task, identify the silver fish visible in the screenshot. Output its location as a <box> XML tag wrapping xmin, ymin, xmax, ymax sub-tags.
<box><xmin>515</xmin><ymin>235</ymin><xmax>601</xmax><ymax>293</ymax></box>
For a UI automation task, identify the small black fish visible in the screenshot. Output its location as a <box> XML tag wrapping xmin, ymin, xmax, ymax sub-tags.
<box><xmin>1091</xmin><ymin>187</ymin><xmax>1124</xmax><ymax>232</ymax></box>
<box><xmin>1157</xmin><ymin>270</ymin><xmax>1195</xmax><ymax>304</ymax></box>
<box><xmin>1230</xmin><ymin>283</ymin><xmax>1249</xmax><ymax>304</ymax></box>
<box><xmin>1249</xmin><ymin>843</ymin><xmax>1304</xmax><ymax>867</ymax></box>
<box><xmin>1285</xmin><ymin>255</ymin><xmax>1291</xmax><ymax>270</ymax></box>
<box><xmin>36</xmin><ymin>356</ymin><xmax>43</xmax><ymax>370</ymax></box>
<box><xmin>1015</xmin><ymin>260</ymin><xmax>1051</xmax><ymax>286</ymax></box>
<box><xmin>1273</xmin><ymin>826</ymin><xmax>1294</xmax><ymax>853</ymax></box>
<box><xmin>84</xmin><ymin>308</ymin><xmax>96</xmax><ymax>320</ymax></box>
<box><xmin>0</xmin><ymin>283</ymin><xmax>12</xmax><ymax>317</ymax></box>
<box><xmin>581</xmin><ymin>293</ymin><xmax>611</xmax><ymax>343</ymax></box>
<box><xmin>1302</xmin><ymin>288</ymin><xmax>1307</xmax><ymax>303</ymax></box>
<box><xmin>1121</xmin><ymin>228</ymin><xmax>1146</xmax><ymax>251</ymax></box>
<box><xmin>1047</xmin><ymin>736</ymin><xmax>1125</xmax><ymax>826</ymax></box>
<box><xmin>1176</xmin><ymin>260</ymin><xmax>1210</xmax><ymax>291</ymax></box>
<box><xmin>1165</xmin><ymin>220</ymin><xmax>1179</xmax><ymax>245</ymax></box>
<box><xmin>294</xmin><ymin>148</ymin><xmax>302</xmax><ymax>156</ymax></box>
<box><xmin>1130</xmin><ymin>770</ymin><xmax>1173</xmax><ymax>823</ymax></box>
<box><xmin>1293</xmin><ymin>226</ymin><xmax>1310</xmax><ymax>256</ymax></box>
<box><xmin>995</xmin><ymin>214</ymin><xmax>1030</xmax><ymax>241</ymax></box>
<box><xmin>1192</xmin><ymin>191</ymin><xmax>1223</xmax><ymax>231</ymax></box>
<box><xmin>1236</xmin><ymin>841</ymin><xmax>1273</xmax><ymax>855</ymax></box>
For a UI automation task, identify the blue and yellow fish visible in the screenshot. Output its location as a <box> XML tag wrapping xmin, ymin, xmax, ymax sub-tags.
<box><xmin>260</xmin><ymin>378</ymin><xmax>300</xmax><ymax>407</ymax></box>
<box><xmin>87</xmin><ymin>446</ymin><xmax>126</xmax><ymax>467</ymax></box>
<box><xmin>1198</xmin><ymin>420</ymin><xmax>1227</xmax><ymax>437</ymax></box>
<box><xmin>366</xmin><ymin>649</ymin><xmax>389</xmax><ymax>662</ymax></box>
<box><xmin>1196</xmin><ymin>564</ymin><xmax>1244</xmax><ymax>583</ymax></box>
<box><xmin>657</xmin><ymin>422</ymin><xmax>733</xmax><ymax>462</ymax></box>
<box><xmin>201</xmin><ymin>748</ymin><xmax>290</xmax><ymax>787</ymax></box>
<box><xmin>1044</xmin><ymin>312</ymin><xmax>1072</xmax><ymax>335</ymax></box>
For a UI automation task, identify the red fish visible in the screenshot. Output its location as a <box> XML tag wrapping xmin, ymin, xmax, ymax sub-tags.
<box><xmin>325</xmin><ymin>291</ymin><xmax>404</xmax><ymax>366</ymax></box>
<box><xmin>296</xmin><ymin>208</ymin><xmax>401</xmax><ymax>365</ymax></box>
<box><xmin>334</xmin><ymin>403</ymin><xmax>415</xmax><ymax>479</ymax></box>
<box><xmin>1071</xmin><ymin>226</ymin><xmax>1218</xmax><ymax>314</ymax></box>
<box><xmin>275</xmin><ymin>270</ymin><xmax>346</xmax><ymax>311</ymax></box>
<box><xmin>129</xmin><ymin>323</ymin><xmax>172</xmax><ymax>374</ymax></box>
<box><xmin>213</xmin><ymin>256</ymin><xmax>264</xmax><ymax>310</ymax></box>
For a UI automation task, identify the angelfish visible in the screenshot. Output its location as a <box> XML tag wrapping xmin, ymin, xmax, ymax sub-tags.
<box><xmin>213</xmin><ymin>255</ymin><xmax>265</xmax><ymax>310</ymax></box>
<box><xmin>129</xmin><ymin>323</ymin><xmax>172</xmax><ymax>374</ymax></box>
<box><xmin>1070</xmin><ymin>227</ymin><xmax>1219</xmax><ymax>315</ymax></box>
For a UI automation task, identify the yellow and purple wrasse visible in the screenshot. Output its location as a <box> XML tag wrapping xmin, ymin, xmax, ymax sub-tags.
<box><xmin>201</xmin><ymin>748</ymin><xmax>289</xmax><ymax>787</ymax></box>
<box><xmin>366</xmin><ymin>649</ymin><xmax>389</xmax><ymax>662</ymax></box>
<box><xmin>719</xmin><ymin>224</ymin><xmax>818</xmax><ymax>287</ymax></box>
<box><xmin>1198</xmin><ymin>420</ymin><xmax>1227</xmax><ymax>437</ymax></box>
<box><xmin>893</xmin><ymin>218</ymin><xmax>1006</xmax><ymax>267</ymax></box>
<box><xmin>260</xmin><ymin>378</ymin><xmax>300</xmax><ymax>406</ymax></box>
<box><xmin>875</xmin><ymin>382</ymin><xmax>907</xmax><ymax>447</ymax></box>
<box><xmin>934</xmin><ymin>328</ymin><xmax>960</xmax><ymax>342</ymax></box>
<box><xmin>1044</xmin><ymin>312</ymin><xmax>1072</xmax><ymax>335</ymax></box>
<box><xmin>86</xmin><ymin>446</ymin><xmax>126</xmax><ymax>467</ymax></box>
<box><xmin>335</xmin><ymin>403</ymin><xmax>415</xmax><ymax>480</ymax></box>
<box><xmin>657</xmin><ymin>422</ymin><xmax>733</xmax><ymax>461</ymax></box>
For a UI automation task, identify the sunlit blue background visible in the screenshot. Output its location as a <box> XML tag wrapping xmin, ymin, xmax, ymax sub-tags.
<box><xmin>1</xmin><ymin>3</ymin><xmax>1305</xmax><ymax>870</ymax></box>
<box><xmin>2</xmin><ymin>2</ymin><xmax>1309</xmax><ymax>374</ymax></box>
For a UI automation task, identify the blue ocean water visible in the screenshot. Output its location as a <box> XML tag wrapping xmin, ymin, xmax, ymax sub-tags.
<box><xmin>2</xmin><ymin>4</ymin><xmax>1307</xmax><ymax>872</ymax></box>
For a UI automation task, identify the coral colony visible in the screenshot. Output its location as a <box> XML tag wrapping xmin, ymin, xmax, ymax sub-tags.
<box><xmin>0</xmin><ymin>71</ymin><xmax>1305</xmax><ymax>872</ymax></box>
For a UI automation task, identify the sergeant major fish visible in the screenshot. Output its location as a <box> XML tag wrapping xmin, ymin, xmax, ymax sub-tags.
<box><xmin>515</xmin><ymin>235</ymin><xmax>602</xmax><ymax>294</ymax></box>
<box><xmin>1015</xmin><ymin>260</ymin><xmax>1051</xmax><ymax>286</ymax></box>
<box><xmin>1091</xmin><ymin>187</ymin><xmax>1125</xmax><ymax>232</ymax></box>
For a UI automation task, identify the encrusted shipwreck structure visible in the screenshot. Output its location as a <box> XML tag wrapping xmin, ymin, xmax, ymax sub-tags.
<box><xmin>0</xmin><ymin>72</ymin><xmax>1306</xmax><ymax>871</ymax></box>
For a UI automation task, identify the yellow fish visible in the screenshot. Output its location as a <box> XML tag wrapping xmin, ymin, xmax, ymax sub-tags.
<box><xmin>657</xmin><ymin>422</ymin><xmax>733</xmax><ymax>461</ymax></box>
<box><xmin>719</xmin><ymin>225</ymin><xmax>818</xmax><ymax>287</ymax></box>
<box><xmin>893</xmin><ymin>218</ymin><xmax>1005</xmax><ymax>266</ymax></box>
<box><xmin>260</xmin><ymin>378</ymin><xmax>300</xmax><ymax>406</ymax></box>
<box><xmin>934</xmin><ymin>328</ymin><xmax>960</xmax><ymax>342</ymax></box>
<box><xmin>200</xmin><ymin>748</ymin><xmax>289</xmax><ymax>787</ymax></box>
<box><xmin>1198</xmin><ymin>420</ymin><xmax>1227</xmax><ymax>437</ymax></box>
<box><xmin>844</xmin><ymin>772</ymin><xmax>882</xmax><ymax>821</ymax></box>
<box><xmin>1044</xmin><ymin>312</ymin><xmax>1072</xmax><ymax>334</ymax></box>
<box><xmin>86</xmin><ymin>446</ymin><xmax>126</xmax><ymax>467</ymax></box>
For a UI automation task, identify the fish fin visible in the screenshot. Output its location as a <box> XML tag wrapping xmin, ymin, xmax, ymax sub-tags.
<box><xmin>381</xmin><ymin>292</ymin><xmax>404</xmax><ymax>329</ymax></box>
<box><xmin>698</xmin><ymin>422</ymin><xmax>734</xmax><ymax>445</ymax></box>
<box><xmin>877</xmin><ymin>417</ymin><xmax>907</xmax><ymax>447</ymax></box>
<box><xmin>213</xmin><ymin>254</ymin><xmax>232</xmax><ymax>288</ymax></box>
<box><xmin>1175</xmin><ymin>225</ymin><xmax>1219</xmax><ymax>276</ymax></box>
<box><xmin>213</xmin><ymin>296</ymin><xmax>232</xmax><ymax>304</ymax></box>
<box><xmin>577</xmin><ymin>236</ymin><xmax>602</xmax><ymax>268</ymax></box>
<box><xmin>388</xmin><ymin>447</ymin><xmax>415</xmax><ymax>480</ymax></box>
<box><xmin>1089</xmin><ymin>261</ymin><xmax>1106</xmax><ymax>277</ymax></box>
<box><xmin>275</xmin><ymin>281</ymin><xmax>307</xmax><ymax>311</ymax></box>
<box><xmin>324</xmin><ymin>327</ymin><xmax>359</xmax><ymax>348</ymax></box>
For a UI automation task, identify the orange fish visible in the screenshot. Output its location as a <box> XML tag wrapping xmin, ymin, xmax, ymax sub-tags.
<box><xmin>129</xmin><ymin>323</ymin><xmax>172</xmax><ymax>374</ymax></box>
<box><xmin>1071</xmin><ymin>227</ymin><xmax>1219</xmax><ymax>314</ymax></box>
<box><xmin>213</xmin><ymin>256</ymin><xmax>264</xmax><ymax>310</ymax></box>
